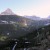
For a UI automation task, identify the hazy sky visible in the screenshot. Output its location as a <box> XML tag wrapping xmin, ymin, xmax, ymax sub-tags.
<box><xmin>0</xmin><ymin>0</ymin><xmax>50</xmax><ymax>18</ymax></box>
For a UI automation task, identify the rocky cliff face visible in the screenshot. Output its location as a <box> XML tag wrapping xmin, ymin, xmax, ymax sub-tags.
<box><xmin>0</xmin><ymin>8</ymin><xmax>15</xmax><ymax>15</ymax></box>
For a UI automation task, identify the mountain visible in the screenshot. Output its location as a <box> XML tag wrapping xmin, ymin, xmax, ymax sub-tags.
<box><xmin>0</xmin><ymin>8</ymin><xmax>50</xmax><ymax>40</ymax></box>
<box><xmin>24</xmin><ymin>15</ymin><xmax>41</xmax><ymax>20</ymax></box>
<box><xmin>0</xmin><ymin>8</ymin><xmax>15</xmax><ymax>15</ymax></box>
<box><xmin>0</xmin><ymin>8</ymin><xmax>50</xmax><ymax>28</ymax></box>
<box><xmin>47</xmin><ymin>15</ymin><xmax>50</xmax><ymax>19</ymax></box>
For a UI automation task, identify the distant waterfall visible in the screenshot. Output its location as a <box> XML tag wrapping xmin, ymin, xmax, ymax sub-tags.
<box><xmin>12</xmin><ymin>42</ymin><xmax>17</xmax><ymax>50</ymax></box>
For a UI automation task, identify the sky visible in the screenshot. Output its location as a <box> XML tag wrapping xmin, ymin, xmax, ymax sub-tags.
<box><xmin>0</xmin><ymin>0</ymin><xmax>50</xmax><ymax>18</ymax></box>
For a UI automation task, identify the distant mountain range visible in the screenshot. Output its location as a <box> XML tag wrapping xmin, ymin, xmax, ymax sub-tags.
<box><xmin>47</xmin><ymin>15</ymin><xmax>50</xmax><ymax>19</ymax></box>
<box><xmin>0</xmin><ymin>8</ymin><xmax>50</xmax><ymax>19</ymax></box>
<box><xmin>0</xmin><ymin>8</ymin><xmax>50</xmax><ymax>38</ymax></box>
<box><xmin>0</xmin><ymin>8</ymin><xmax>42</xmax><ymax>20</ymax></box>
<box><xmin>24</xmin><ymin>15</ymin><xmax>41</xmax><ymax>20</ymax></box>
<box><xmin>0</xmin><ymin>8</ymin><xmax>50</xmax><ymax>28</ymax></box>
